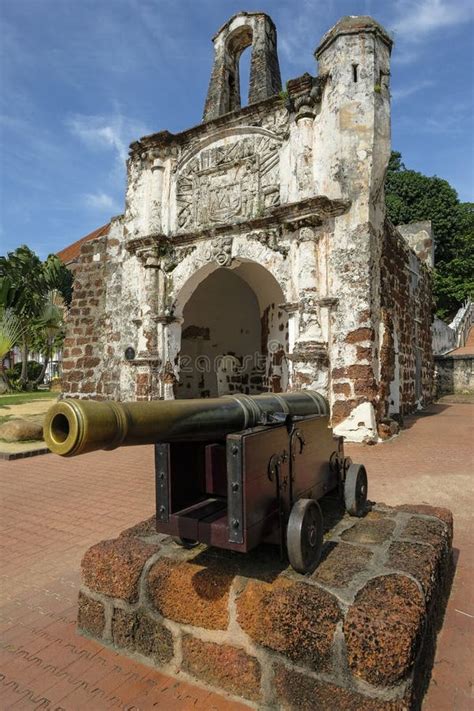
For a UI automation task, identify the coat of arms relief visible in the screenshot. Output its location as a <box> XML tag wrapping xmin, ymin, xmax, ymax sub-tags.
<box><xmin>176</xmin><ymin>133</ymin><xmax>281</xmax><ymax>232</ymax></box>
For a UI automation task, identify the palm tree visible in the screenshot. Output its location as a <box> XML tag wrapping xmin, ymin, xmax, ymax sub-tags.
<box><xmin>0</xmin><ymin>246</ymin><xmax>72</xmax><ymax>389</ymax></box>
<box><xmin>0</xmin><ymin>308</ymin><xmax>25</xmax><ymax>392</ymax></box>
<box><xmin>31</xmin><ymin>292</ymin><xmax>65</xmax><ymax>386</ymax></box>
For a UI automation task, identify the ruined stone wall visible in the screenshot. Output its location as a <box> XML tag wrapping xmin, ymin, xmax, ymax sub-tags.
<box><xmin>380</xmin><ymin>221</ymin><xmax>434</xmax><ymax>418</ymax></box>
<box><xmin>62</xmin><ymin>236</ymin><xmax>108</xmax><ymax>398</ymax></box>
<box><xmin>61</xmin><ymin>13</ymin><xmax>434</xmax><ymax>441</ymax></box>
<box><xmin>62</xmin><ymin>218</ymin><xmax>134</xmax><ymax>401</ymax></box>
<box><xmin>435</xmin><ymin>354</ymin><xmax>473</xmax><ymax>396</ymax></box>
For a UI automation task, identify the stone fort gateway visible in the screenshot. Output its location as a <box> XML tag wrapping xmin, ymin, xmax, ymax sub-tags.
<box><xmin>62</xmin><ymin>13</ymin><xmax>434</xmax><ymax>443</ymax></box>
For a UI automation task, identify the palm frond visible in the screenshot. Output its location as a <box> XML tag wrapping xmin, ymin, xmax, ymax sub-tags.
<box><xmin>0</xmin><ymin>308</ymin><xmax>26</xmax><ymax>360</ymax></box>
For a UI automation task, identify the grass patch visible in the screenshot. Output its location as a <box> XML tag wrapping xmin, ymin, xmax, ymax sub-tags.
<box><xmin>0</xmin><ymin>391</ymin><xmax>56</xmax><ymax>407</ymax></box>
<box><xmin>0</xmin><ymin>414</ymin><xmax>13</xmax><ymax>426</ymax></box>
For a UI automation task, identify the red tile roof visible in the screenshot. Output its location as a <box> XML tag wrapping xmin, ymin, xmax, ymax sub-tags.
<box><xmin>57</xmin><ymin>223</ymin><xmax>110</xmax><ymax>264</ymax></box>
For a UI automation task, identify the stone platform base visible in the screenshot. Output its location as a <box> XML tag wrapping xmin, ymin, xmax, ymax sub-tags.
<box><xmin>78</xmin><ymin>499</ymin><xmax>453</xmax><ymax>710</ymax></box>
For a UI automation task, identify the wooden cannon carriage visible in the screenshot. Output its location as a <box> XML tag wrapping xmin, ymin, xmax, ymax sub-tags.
<box><xmin>45</xmin><ymin>391</ymin><xmax>367</xmax><ymax>573</ymax></box>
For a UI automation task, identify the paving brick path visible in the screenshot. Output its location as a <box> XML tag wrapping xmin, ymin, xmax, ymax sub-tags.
<box><xmin>449</xmin><ymin>324</ymin><xmax>474</xmax><ymax>356</ymax></box>
<box><xmin>0</xmin><ymin>401</ymin><xmax>472</xmax><ymax>710</ymax></box>
<box><xmin>0</xmin><ymin>448</ymin><xmax>247</xmax><ymax>710</ymax></box>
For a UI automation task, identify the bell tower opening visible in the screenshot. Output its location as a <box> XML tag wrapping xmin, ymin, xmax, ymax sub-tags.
<box><xmin>203</xmin><ymin>12</ymin><xmax>282</xmax><ymax>121</ymax></box>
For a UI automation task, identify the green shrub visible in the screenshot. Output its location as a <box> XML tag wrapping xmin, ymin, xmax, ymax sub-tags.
<box><xmin>9</xmin><ymin>360</ymin><xmax>43</xmax><ymax>382</ymax></box>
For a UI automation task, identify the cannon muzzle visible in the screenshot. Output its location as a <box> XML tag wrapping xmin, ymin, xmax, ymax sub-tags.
<box><xmin>44</xmin><ymin>391</ymin><xmax>329</xmax><ymax>457</ymax></box>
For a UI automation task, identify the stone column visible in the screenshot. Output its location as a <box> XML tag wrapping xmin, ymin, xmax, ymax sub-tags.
<box><xmin>160</xmin><ymin>318</ymin><xmax>183</xmax><ymax>400</ymax></box>
<box><xmin>278</xmin><ymin>302</ymin><xmax>299</xmax><ymax>390</ymax></box>
<box><xmin>132</xmin><ymin>247</ymin><xmax>162</xmax><ymax>399</ymax></box>
<box><xmin>146</xmin><ymin>159</ymin><xmax>166</xmax><ymax>234</ymax></box>
<box><xmin>290</xmin><ymin>227</ymin><xmax>329</xmax><ymax>393</ymax></box>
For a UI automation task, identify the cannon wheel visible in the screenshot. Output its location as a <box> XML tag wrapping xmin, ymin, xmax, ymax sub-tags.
<box><xmin>172</xmin><ymin>536</ymin><xmax>199</xmax><ymax>549</ymax></box>
<box><xmin>344</xmin><ymin>463</ymin><xmax>368</xmax><ymax>517</ymax></box>
<box><xmin>286</xmin><ymin>498</ymin><xmax>324</xmax><ymax>574</ymax></box>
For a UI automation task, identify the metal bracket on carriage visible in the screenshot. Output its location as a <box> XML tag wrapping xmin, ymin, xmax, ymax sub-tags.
<box><xmin>267</xmin><ymin>450</ymin><xmax>288</xmax><ymax>484</ymax></box>
<box><xmin>257</xmin><ymin>410</ymin><xmax>288</xmax><ymax>426</ymax></box>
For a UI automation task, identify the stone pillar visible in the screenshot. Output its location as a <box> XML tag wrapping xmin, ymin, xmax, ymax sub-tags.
<box><xmin>146</xmin><ymin>159</ymin><xmax>166</xmax><ymax>234</ymax></box>
<box><xmin>129</xmin><ymin>247</ymin><xmax>162</xmax><ymax>400</ymax></box>
<box><xmin>289</xmin><ymin>227</ymin><xmax>329</xmax><ymax>393</ymax></box>
<box><xmin>160</xmin><ymin>318</ymin><xmax>183</xmax><ymax>400</ymax></box>
<box><xmin>136</xmin><ymin>247</ymin><xmax>161</xmax><ymax>359</ymax></box>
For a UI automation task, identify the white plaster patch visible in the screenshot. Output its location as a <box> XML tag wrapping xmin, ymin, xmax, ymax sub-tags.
<box><xmin>334</xmin><ymin>401</ymin><xmax>377</xmax><ymax>443</ymax></box>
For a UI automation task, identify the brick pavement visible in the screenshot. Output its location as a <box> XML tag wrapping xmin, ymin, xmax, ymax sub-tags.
<box><xmin>0</xmin><ymin>447</ymin><xmax>248</xmax><ymax>710</ymax></box>
<box><xmin>449</xmin><ymin>324</ymin><xmax>474</xmax><ymax>356</ymax></box>
<box><xmin>0</xmin><ymin>402</ymin><xmax>472</xmax><ymax>710</ymax></box>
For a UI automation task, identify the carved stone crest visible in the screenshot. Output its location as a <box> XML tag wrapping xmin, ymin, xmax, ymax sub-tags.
<box><xmin>203</xmin><ymin>237</ymin><xmax>233</xmax><ymax>267</ymax></box>
<box><xmin>176</xmin><ymin>133</ymin><xmax>281</xmax><ymax>232</ymax></box>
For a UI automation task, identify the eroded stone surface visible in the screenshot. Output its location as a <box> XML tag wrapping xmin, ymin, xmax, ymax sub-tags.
<box><xmin>394</xmin><ymin>505</ymin><xmax>453</xmax><ymax>533</ymax></box>
<box><xmin>78</xmin><ymin>499</ymin><xmax>453</xmax><ymax>708</ymax></box>
<box><xmin>148</xmin><ymin>558</ymin><xmax>233</xmax><ymax>629</ymax></box>
<box><xmin>344</xmin><ymin>574</ymin><xmax>425</xmax><ymax>685</ymax></box>
<box><xmin>401</xmin><ymin>516</ymin><xmax>450</xmax><ymax>550</ymax></box>
<box><xmin>387</xmin><ymin>541</ymin><xmax>439</xmax><ymax>596</ymax></box>
<box><xmin>77</xmin><ymin>591</ymin><xmax>105</xmax><ymax>637</ymax></box>
<box><xmin>0</xmin><ymin>419</ymin><xmax>43</xmax><ymax>442</ymax></box>
<box><xmin>120</xmin><ymin>516</ymin><xmax>157</xmax><ymax>539</ymax></box>
<box><xmin>81</xmin><ymin>537</ymin><xmax>159</xmax><ymax>602</ymax></box>
<box><xmin>311</xmin><ymin>542</ymin><xmax>373</xmax><ymax>588</ymax></box>
<box><xmin>237</xmin><ymin>578</ymin><xmax>341</xmax><ymax>670</ymax></box>
<box><xmin>112</xmin><ymin>608</ymin><xmax>173</xmax><ymax>664</ymax></box>
<box><xmin>273</xmin><ymin>663</ymin><xmax>410</xmax><ymax>710</ymax></box>
<box><xmin>182</xmin><ymin>636</ymin><xmax>261</xmax><ymax>701</ymax></box>
<box><xmin>341</xmin><ymin>517</ymin><xmax>396</xmax><ymax>545</ymax></box>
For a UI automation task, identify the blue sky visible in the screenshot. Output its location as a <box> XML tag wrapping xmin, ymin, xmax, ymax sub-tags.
<box><xmin>1</xmin><ymin>0</ymin><xmax>473</xmax><ymax>258</ymax></box>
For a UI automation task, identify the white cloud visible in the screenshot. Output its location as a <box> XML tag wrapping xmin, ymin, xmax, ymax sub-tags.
<box><xmin>67</xmin><ymin>112</ymin><xmax>149</xmax><ymax>165</ymax></box>
<box><xmin>391</xmin><ymin>0</ymin><xmax>474</xmax><ymax>39</ymax></box>
<box><xmin>391</xmin><ymin>79</ymin><xmax>435</xmax><ymax>100</ymax></box>
<box><xmin>83</xmin><ymin>191</ymin><xmax>121</xmax><ymax>213</ymax></box>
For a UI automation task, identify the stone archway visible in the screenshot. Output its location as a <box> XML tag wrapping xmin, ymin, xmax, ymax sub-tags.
<box><xmin>175</xmin><ymin>262</ymin><xmax>289</xmax><ymax>399</ymax></box>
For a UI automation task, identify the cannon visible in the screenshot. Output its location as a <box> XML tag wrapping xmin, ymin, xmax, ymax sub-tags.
<box><xmin>44</xmin><ymin>392</ymin><xmax>368</xmax><ymax>573</ymax></box>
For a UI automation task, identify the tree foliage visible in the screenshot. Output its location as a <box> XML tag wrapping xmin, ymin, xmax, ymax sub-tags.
<box><xmin>0</xmin><ymin>246</ymin><xmax>72</xmax><ymax>388</ymax></box>
<box><xmin>385</xmin><ymin>152</ymin><xmax>473</xmax><ymax>319</ymax></box>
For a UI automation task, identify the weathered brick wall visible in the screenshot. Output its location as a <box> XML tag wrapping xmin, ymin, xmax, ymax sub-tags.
<box><xmin>380</xmin><ymin>221</ymin><xmax>433</xmax><ymax>418</ymax></box>
<box><xmin>62</xmin><ymin>222</ymin><xmax>124</xmax><ymax>400</ymax></box>
<box><xmin>62</xmin><ymin>237</ymin><xmax>108</xmax><ymax>398</ymax></box>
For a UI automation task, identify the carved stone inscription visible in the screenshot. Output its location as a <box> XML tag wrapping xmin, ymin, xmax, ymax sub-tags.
<box><xmin>177</xmin><ymin>134</ymin><xmax>280</xmax><ymax>231</ymax></box>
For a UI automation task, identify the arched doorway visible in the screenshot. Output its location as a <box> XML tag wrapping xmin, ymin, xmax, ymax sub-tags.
<box><xmin>175</xmin><ymin>262</ymin><xmax>289</xmax><ymax>399</ymax></box>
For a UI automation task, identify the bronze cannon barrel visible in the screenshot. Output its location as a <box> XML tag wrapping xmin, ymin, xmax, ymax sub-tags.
<box><xmin>44</xmin><ymin>391</ymin><xmax>329</xmax><ymax>457</ymax></box>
